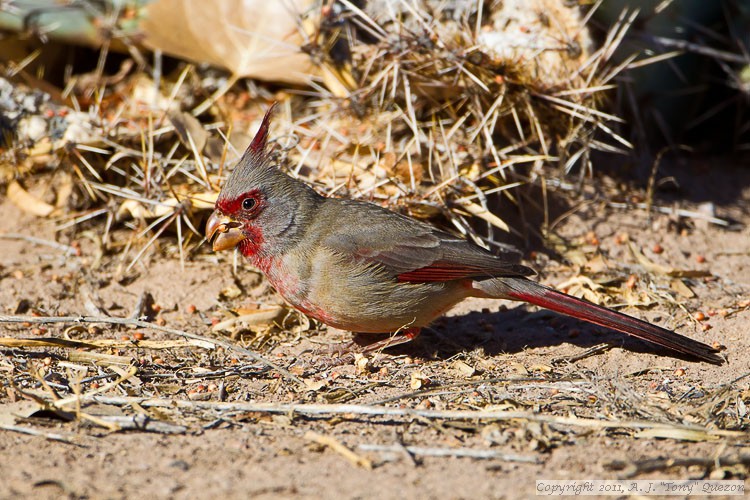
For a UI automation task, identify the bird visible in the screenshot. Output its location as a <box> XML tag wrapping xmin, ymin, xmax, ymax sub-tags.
<box><xmin>206</xmin><ymin>104</ymin><xmax>723</xmax><ymax>365</ymax></box>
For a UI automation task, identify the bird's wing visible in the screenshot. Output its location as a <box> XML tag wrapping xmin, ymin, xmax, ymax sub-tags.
<box><xmin>321</xmin><ymin>200</ymin><xmax>535</xmax><ymax>282</ymax></box>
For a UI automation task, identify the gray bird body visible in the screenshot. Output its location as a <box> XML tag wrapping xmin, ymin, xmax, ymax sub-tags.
<box><xmin>266</xmin><ymin>197</ymin><xmax>519</xmax><ymax>333</ymax></box>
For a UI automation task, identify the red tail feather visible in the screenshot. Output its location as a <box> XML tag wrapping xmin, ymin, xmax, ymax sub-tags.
<box><xmin>502</xmin><ymin>283</ymin><xmax>723</xmax><ymax>364</ymax></box>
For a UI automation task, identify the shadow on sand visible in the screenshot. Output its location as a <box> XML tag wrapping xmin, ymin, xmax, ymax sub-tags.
<box><xmin>368</xmin><ymin>304</ymin><xmax>715</xmax><ymax>365</ymax></box>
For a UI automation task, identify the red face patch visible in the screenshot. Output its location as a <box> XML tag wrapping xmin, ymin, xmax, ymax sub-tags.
<box><xmin>215</xmin><ymin>188</ymin><xmax>267</xmax><ymax>259</ymax></box>
<box><xmin>216</xmin><ymin>189</ymin><xmax>265</xmax><ymax>216</ymax></box>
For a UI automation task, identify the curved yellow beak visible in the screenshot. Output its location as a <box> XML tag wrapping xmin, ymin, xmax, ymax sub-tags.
<box><xmin>205</xmin><ymin>211</ymin><xmax>246</xmax><ymax>251</ymax></box>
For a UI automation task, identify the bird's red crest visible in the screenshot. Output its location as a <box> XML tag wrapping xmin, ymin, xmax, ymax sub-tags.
<box><xmin>248</xmin><ymin>102</ymin><xmax>278</xmax><ymax>155</ymax></box>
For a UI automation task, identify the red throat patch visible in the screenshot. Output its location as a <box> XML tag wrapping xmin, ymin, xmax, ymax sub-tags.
<box><xmin>237</xmin><ymin>224</ymin><xmax>265</xmax><ymax>259</ymax></box>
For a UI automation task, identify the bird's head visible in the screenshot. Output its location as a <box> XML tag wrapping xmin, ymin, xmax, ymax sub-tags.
<box><xmin>206</xmin><ymin>104</ymin><xmax>319</xmax><ymax>259</ymax></box>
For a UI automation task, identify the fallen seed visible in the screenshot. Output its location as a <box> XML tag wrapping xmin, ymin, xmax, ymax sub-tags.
<box><xmin>625</xmin><ymin>274</ymin><xmax>637</xmax><ymax>289</ymax></box>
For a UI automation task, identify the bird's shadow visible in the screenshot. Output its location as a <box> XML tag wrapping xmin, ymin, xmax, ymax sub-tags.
<box><xmin>370</xmin><ymin>305</ymin><xmax>708</xmax><ymax>365</ymax></box>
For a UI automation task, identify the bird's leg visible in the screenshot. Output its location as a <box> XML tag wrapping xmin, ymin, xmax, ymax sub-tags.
<box><xmin>358</xmin><ymin>327</ymin><xmax>422</xmax><ymax>353</ymax></box>
<box><xmin>307</xmin><ymin>327</ymin><xmax>423</xmax><ymax>369</ymax></box>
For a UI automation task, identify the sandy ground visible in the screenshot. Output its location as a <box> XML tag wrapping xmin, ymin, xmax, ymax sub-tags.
<box><xmin>1</xmin><ymin>161</ymin><xmax>749</xmax><ymax>499</ymax></box>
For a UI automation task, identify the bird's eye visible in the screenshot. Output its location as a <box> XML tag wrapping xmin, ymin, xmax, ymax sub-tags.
<box><xmin>242</xmin><ymin>198</ymin><xmax>256</xmax><ymax>210</ymax></box>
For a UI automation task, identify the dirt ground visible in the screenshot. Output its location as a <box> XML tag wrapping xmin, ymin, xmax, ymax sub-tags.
<box><xmin>1</xmin><ymin>161</ymin><xmax>749</xmax><ymax>499</ymax></box>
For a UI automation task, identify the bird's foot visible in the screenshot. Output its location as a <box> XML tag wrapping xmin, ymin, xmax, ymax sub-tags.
<box><xmin>308</xmin><ymin>327</ymin><xmax>422</xmax><ymax>367</ymax></box>
<box><xmin>354</xmin><ymin>327</ymin><xmax>422</xmax><ymax>354</ymax></box>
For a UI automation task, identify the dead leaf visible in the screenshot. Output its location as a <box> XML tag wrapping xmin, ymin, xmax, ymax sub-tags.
<box><xmin>354</xmin><ymin>353</ymin><xmax>371</xmax><ymax>374</ymax></box>
<box><xmin>304</xmin><ymin>379</ymin><xmax>328</xmax><ymax>391</ymax></box>
<box><xmin>529</xmin><ymin>364</ymin><xmax>553</xmax><ymax>373</ymax></box>
<box><xmin>109</xmin><ymin>365</ymin><xmax>143</xmax><ymax>387</ymax></box>
<box><xmin>509</xmin><ymin>362</ymin><xmax>528</xmax><ymax>376</ymax></box>
<box><xmin>7</xmin><ymin>180</ymin><xmax>55</xmax><ymax>217</ymax></box>
<box><xmin>0</xmin><ymin>400</ymin><xmax>43</xmax><ymax>426</ymax></box>
<box><xmin>141</xmin><ymin>0</ymin><xmax>317</xmax><ymax>84</ymax></box>
<box><xmin>583</xmin><ymin>254</ymin><xmax>609</xmax><ymax>274</ymax></box>
<box><xmin>117</xmin><ymin>191</ymin><xmax>217</xmax><ymax>220</ymax></box>
<box><xmin>452</xmin><ymin>360</ymin><xmax>476</xmax><ymax>377</ymax></box>
<box><xmin>212</xmin><ymin>307</ymin><xmax>285</xmax><ymax>332</ymax></box>
<box><xmin>555</xmin><ymin>276</ymin><xmax>605</xmax><ymax>304</ymax></box>
<box><xmin>564</xmin><ymin>249</ymin><xmax>589</xmax><ymax>267</ymax></box>
<box><xmin>410</xmin><ymin>371</ymin><xmax>431</xmax><ymax>389</ymax></box>
<box><xmin>218</xmin><ymin>285</ymin><xmax>243</xmax><ymax>300</ymax></box>
<box><xmin>169</xmin><ymin>110</ymin><xmax>208</xmax><ymax>152</ymax></box>
<box><xmin>670</xmin><ymin>279</ymin><xmax>695</xmax><ymax>298</ymax></box>
<box><xmin>458</xmin><ymin>201</ymin><xmax>510</xmax><ymax>232</ymax></box>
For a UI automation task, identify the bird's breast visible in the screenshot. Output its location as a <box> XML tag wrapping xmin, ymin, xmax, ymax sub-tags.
<box><xmin>259</xmin><ymin>247</ymin><xmax>472</xmax><ymax>333</ymax></box>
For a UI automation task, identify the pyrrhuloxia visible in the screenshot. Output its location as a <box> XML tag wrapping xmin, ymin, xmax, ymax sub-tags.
<box><xmin>206</xmin><ymin>106</ymin><xmax>723</xmax><ymax>365</ymax></box>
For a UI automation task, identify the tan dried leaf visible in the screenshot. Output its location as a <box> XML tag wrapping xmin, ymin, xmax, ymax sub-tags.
<box><xmin>452</xmin><ymin>360</ymin><xmax>476</xmax><ymax>378</ymax></box>
<box><xmin>7</xmin><ymin>181</ymin><xmax>55</xmax><ymax>217</ymax></box>
<box><xmin>458</xmin><ymin>201</ymin><xmax>510</xmax><ymax>232</ymax></box>
<box><xmin>670</xmin><ymin>279</ymin><xmax>695</xmax><ymax>298</ymax></box>
<box><xmin>410</xmin><ymin>370</ymin><xmax>430</xmax><ymax>389</ymax></box>
<box><xmin>141</xmin><ymin>0</ymin><xmax>318</xmax><ymax>84</ymax></box>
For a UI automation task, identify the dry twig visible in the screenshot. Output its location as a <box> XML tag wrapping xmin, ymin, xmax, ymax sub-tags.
<box><xmin>358</xmin><ymin>444</ymin><xmax>539</xmax><ymax>463</ymax></box>
<box><xmin>305</xmin><ymin>431</ymin><xmax>373</xmax><ymax>469</ymax></box>
<box><xmin>0</xmin><ymin>314</ymin><xmax>305</xmax><ymax>388</ymax></box>
<box><xmin>62</xmin><ymin>396</ymin><xmax>749</xmax><ymax>439</ymax></box>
